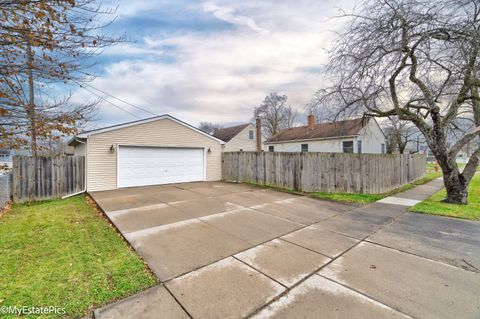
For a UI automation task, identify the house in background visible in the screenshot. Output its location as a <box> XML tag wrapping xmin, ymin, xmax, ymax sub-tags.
<box><xmin>0</xmin><ymin>149</ymin><xmax>30</xmax><ymax>168</ymax></box>
<box><xmin>264</xmin><ymin>115</ymin><xmax>386</xmax><ymax>154</ymax></box>
<box><xmin>213</xmin><ymin>119</ymin><xmax>262</xmax><ymax>152</ymax></box>
<box><xmin>0</xmin><ymin>149</ymin><xmax>12</xmax><ymax>168</ymax></box>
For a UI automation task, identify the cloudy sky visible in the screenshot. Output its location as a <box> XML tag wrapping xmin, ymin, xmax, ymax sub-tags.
<box><xmin>72</xmin><ymin>0</ymin><xmax>355</xmax><ymax>128</ymax></box>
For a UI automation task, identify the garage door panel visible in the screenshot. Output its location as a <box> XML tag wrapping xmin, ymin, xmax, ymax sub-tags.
<box><xmin>118</xmin><ymin>147</ymin><xmax>204</xmax><ymax>188</ymax></box>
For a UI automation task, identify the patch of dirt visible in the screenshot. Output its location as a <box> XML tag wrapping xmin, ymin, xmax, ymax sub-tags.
<box><xmin>0</xmin><ymin>201</ymin><xmax>12</xmax><ymax>218</ymax></box>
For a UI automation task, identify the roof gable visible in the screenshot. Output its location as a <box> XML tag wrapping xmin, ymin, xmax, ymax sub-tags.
<box><xmin>265</xmin><ymin>117</ymin><xmax>369</xmax><ymax>143</ymax></box>
<box><xmin>74</xmin><ymin>114</ymin><xmax>224</xmax><ymax>144</ymax></box>
<box><xmin>213</xmin><ymin>123</ymin><xmax>250</xmax><ymax>142</ymax></box>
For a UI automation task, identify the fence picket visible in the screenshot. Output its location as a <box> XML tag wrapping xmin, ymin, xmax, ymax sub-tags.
<box><xmin>222</xmin><ymin>152</ymin><xmax>426</xmax><ymax>194</ymax></box>
<box><xmin>12</xmin><ymin>156</ymin><xmax>85</xmax><ymax>203</ymax></box>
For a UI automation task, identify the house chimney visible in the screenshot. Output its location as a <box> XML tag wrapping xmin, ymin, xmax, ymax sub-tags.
<box><xmin>255</xmin><ymin>117</ymin><xmax>262</xmax><ymax>152</ymax></box>
<box><xmin>307</xmin><ymin>114</ymin><xmax>315</xmax><ymax>130</ymax></box>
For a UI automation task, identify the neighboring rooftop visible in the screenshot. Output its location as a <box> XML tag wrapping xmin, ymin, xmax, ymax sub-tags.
<box><xmin>265</xmin><ymin>117</ymin><xmax>369</xmax><ymax>143</ymax></box>
<box><xmin>213</xmin><ymin>123</ymin><xmax>250</xmax><ymax>142</ymax></box>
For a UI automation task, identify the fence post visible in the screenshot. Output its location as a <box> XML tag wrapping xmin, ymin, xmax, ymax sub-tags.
<box><xmin>221</xmin><ymin>152</ymin><xmax>426</xmax><ymax>194</ymax></box>
<box><xmin>11</xmin><ymin>156</ymin><xmax>86</xmax><ymax>203</ymax></box>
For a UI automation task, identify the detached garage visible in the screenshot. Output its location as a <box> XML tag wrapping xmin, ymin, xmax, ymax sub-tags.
<box><xmin>68</xmin><ymin>114</ymin><xmax>224</xmax><ymax>192</ymax></box>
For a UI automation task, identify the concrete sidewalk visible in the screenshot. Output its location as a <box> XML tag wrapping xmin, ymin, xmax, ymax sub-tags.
<box><xmin>93</xmin><ymin>178</ymin><xmax>480</xmax><ymax>319</ymax></box>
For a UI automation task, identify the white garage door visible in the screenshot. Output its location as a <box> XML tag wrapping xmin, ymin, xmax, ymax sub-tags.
<box><xmin>117</xmin><ymin>146</ymin><xmax>205</xmax><ymax>188</ymax></box>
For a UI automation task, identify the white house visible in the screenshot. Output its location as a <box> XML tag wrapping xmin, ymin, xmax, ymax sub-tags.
<box><xmin>0</xmin><ymin>149</ymin><xmax>30</xmax><ymax>168</ymax></box>
<box><xmin>213</xmin><ymin>122</ymin><xmax>261</xmax><ymax>152</ymax></box>
<box><xmin>264</xmin><ymin>115</ymin><xmax>386</xmax><ymax>154</ymax></box>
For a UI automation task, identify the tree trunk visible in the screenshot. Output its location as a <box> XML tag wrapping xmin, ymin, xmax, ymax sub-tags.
<box><xmin>398</xmin><ymin>142</ymin><xmax>407</xmax><ymax>154</ymax></box>
<box><xmin>442</xmin><ymin>169</ymin><xmax>469</xmax><ymax>205</ymax></box>
<box><xmin>433</xmin><ymin>143</ymin><xmax>470</xmax><ymax>205</ymax></box>
<box><xmin>26</xmin><ymin>39</ymin><xmax>37</xmax><ymax>157</ymax></box>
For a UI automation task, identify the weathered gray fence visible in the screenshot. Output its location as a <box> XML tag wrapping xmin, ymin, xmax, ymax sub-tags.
<box><xmin>0</xmin><ymin>173</ymin><xmax>12</xmax><ymax>209</ymax></box>
<box><xmin>12</xmin><ymin>156</ymin><xmax>85</xmax><ymax>203</ymax></box>
<box><xmin>223</xmin><ymin>152</ymin><xmax>426</xmax><ymax>194</ymax></box>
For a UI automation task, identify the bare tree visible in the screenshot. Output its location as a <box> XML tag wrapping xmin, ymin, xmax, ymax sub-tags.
<box><xmin>0</xmin><ymin>0</ymin><xmax>123</xmax><ymax>155</ymax></box>
<box><xmin>307</xmin><ymin>89</ymin><xmax>364</xmax><ymax>123</ymax></box>
<box><xmin>316</xmin><ymin>0</ymin><xmax>480</xmax><ymax>204</ymax></box>
<box><xmin>198</xmin><ymin>122</ymin><xmax>222</xmax><ymax>135</ymax></box>
<box><xmin>254</xmin><ymin>93</ymin><xmax>298</xmax><ymax>137</ymax></box>
<box><xmin>383</xmin><ymin>117</ymin><xmax>421</xmax><ymax>154</ymax></box>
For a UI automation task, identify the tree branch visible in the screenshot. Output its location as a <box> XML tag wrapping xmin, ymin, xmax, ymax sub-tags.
<box><xmin>448</xmin><ymin>126</ymin><xmax>480</xmax><ymax>158</ymax></box>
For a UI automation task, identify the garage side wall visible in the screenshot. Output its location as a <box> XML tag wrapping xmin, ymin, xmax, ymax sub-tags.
<box><xmin>73</xmin><ymin>143</ymin><xmax>85</xmax><ymax>156</ymax></box>
<box><xmin>86</xmin><ymin>118</ymin><xmax>222</xmax><ymax>191</ymax></box>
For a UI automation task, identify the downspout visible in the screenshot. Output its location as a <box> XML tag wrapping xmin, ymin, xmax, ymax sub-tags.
<box><xmin>62</xmin><ymin>137</ymin><xmax>87</xmax><ymax>199</ymax></box>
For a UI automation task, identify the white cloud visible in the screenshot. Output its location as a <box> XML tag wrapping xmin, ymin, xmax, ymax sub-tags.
<box><xmin>73</xmin><ymin>0</ymin><xmax>355</xmax><ymax>128</ymax></box>
<box><xmin>202</xmin><ymin>2</ymin><xmax>269</xmax><ymax>35</ymax></box>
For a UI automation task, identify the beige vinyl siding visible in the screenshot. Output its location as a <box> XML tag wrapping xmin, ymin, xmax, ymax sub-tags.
<box><xmin>223</xmin><ymin>124</ymin><xmax>259</xmax><ymax>152</ymax></box>
<box><xmin>86</xmin><ymin>118</ymin><xmax>222</xmax><ymax>191</ymax></box>
<box><xmin>73</xmin><ymin>143</ymin><xmax>86</xmax><ymax>156</ymax></box>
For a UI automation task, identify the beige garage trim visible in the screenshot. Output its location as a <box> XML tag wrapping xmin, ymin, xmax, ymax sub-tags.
<box><xmin>77</xmin><ymin>115</ymin><xmax>223</xmax><ymax>192</ymax></box>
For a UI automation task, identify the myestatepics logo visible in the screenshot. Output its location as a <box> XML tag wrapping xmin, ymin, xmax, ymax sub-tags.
<box><xmin>0</xmin><ymin>305</ymin><xmax>66</xmax><ymax>316</ymax></box>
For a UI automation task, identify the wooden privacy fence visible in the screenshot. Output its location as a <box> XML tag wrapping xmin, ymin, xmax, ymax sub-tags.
<box><xmin>222</xmin><ymin>152</ymin><xmax>426</xmax><ymax>194</ymax></box>
<box><xmin>12</xmin><ymin>156</ymin><xmax>85</xmax><ymax>203</ymax></box>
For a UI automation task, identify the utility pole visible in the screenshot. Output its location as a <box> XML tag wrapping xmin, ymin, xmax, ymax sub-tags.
<box><xmin>49</xmin><ymin>134</ymin><xmax>53</xmax><ymax>157</ymax></box>
<box><xmin>26</xmin><ymin>37</ymin><xmax>37</xmax><ymax>157</ymax></box>
<box><xmin>256</xmin><ymin>117</ymin><xmax>262</xmax><ymax>152</ymax></box>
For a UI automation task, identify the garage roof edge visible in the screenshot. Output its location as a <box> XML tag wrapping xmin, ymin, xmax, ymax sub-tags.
<box><xmin>74</xmin><ymin>114</ymin><xmax>225</xmax><ymax>144</ymax></box>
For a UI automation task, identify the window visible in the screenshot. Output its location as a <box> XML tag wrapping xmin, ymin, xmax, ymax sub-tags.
<box><xmin>381</xmin><ymin>143</ymin><xmax>386</xmax><ymax>154</ymax></box>
<box><xmin>248</xmin><ymin>130</ymin><xmax>254</xmax><ymax>140</ymax></box>
<box><xmin>342</xmin><ymin>141</ymin><xmax>354</xmax><ymax>153</ymax></box>
<box><xmin>357</xmin><ymin>140</ymin><xmax>362</xmax><ymax>154</ymax></box>
<box><xmin>268</xmin><ymin>145</ymin><xmax>274</xmax><ymax>152</ymax></box>
<box><xmin>301</xmin><ymin>144</ymin><xmax>308</xmax><ymax>152</ymax></box>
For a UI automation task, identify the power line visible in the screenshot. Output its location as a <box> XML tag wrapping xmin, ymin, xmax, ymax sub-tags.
<box><xmin>81</xmin><ymin>82</ymin><xmax>157</xmax><ymax>116</ymax></box>
<box><xmin>78</xmin><ymin>84</ymin><xmax>141</xmax><ymax>120</ymax></box>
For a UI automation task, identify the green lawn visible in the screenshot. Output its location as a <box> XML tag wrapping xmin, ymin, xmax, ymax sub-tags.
<box><xmin>309</xmin><ymin>192</ymin><xmax>383</xmax><ymax>204</ymax></box>
<box><xmin>310</xmin><ymin>172</ymin><xmax>442</xmax><ymax>204</ymax></box>
<box><xmin>245</xmin><ymin>171</ymin><xmax>442</xmax><ymax>205</ymax></box>
<box><xmin>426</xmin><ymin>162</ymin><xmax>480</xmax><ymax>172</ymax></box>
<box><xmin>0</xmin><ymin>195</ymin><xmax>157</xmax><ymax>318</ymax></box>
<box><xmin>410</xmin><ymin>174</ymin><xmax>480</xmax><ymax>220</ymax></box>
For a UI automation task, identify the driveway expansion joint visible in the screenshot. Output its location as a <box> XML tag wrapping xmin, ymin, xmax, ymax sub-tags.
<box><xmin>91</xmin><ymin>180</ymin><xmax>480</xmax><ymax>319</ymax></box>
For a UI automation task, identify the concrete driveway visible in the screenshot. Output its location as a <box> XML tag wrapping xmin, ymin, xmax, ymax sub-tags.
<box><xmin>90</xmin><ymin>180</ymin><xmax>480</xmax><ymax>319</ymax></box>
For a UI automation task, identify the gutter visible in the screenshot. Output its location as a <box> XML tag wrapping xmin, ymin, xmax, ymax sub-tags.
<box><xmin>62</xmin><ymin>137</ymin><xmax>87</xmax><ymax>199</ymax></box>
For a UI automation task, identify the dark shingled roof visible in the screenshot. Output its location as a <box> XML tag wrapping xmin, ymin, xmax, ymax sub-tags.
<box><xmin>265</xmin><ymin>117</ymin><xmax>369</xmax><ymax>143</ymax></box>
<box><xmin>213</xmin><ymin>123</ymin><xmax>250</xmax><ymax>142</ymax></box>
